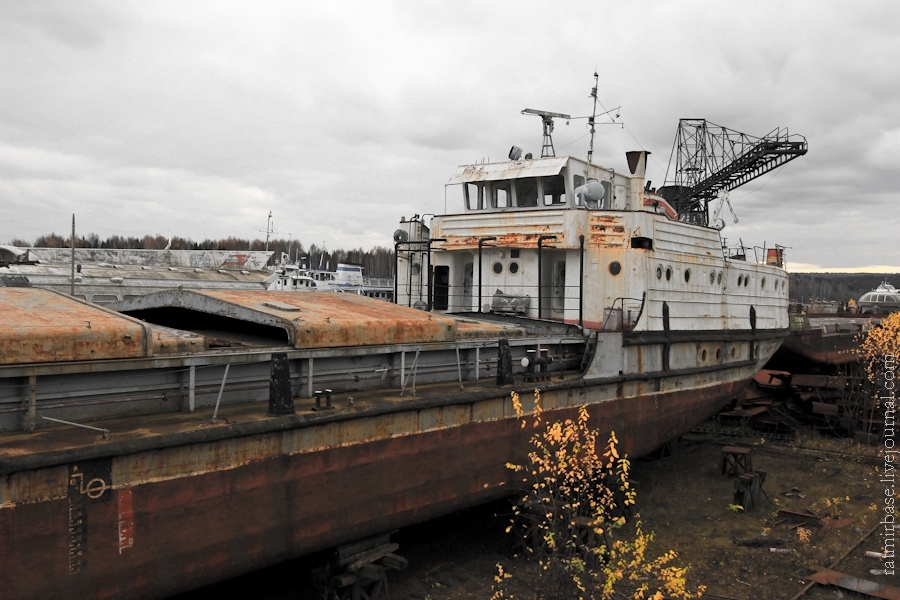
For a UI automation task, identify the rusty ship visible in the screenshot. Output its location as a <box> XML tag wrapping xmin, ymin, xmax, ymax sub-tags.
<box><xmin>0</xmin><ymin>113</ymin><xmax>806</xmax><ymax>599</ymax></box>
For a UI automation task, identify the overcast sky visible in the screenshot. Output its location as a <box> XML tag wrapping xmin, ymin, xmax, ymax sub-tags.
<box><xmin>1</xmin><ymin>1</ymin><xmax>898</xmax><ymax>272</ymax></box>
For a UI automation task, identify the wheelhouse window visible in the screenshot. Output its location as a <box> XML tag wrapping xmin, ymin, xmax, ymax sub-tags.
<box><xmin>492</xmin><ymin>181</ymin><xmax>511</xmax><ymax>208</ymax></box>
<box><xmin>542</xmin><ymin>174</ymin><xmax>566</xmax><ymax>205</ymax></box>
<box><xmin>515</xmin><ymin>177</ymin><xmax>538</xmax><ymax>207</ymax></box>
<box><xmin>464</xmin><ymin>182</ymin><xmax>486</xmax><ymax>210</ymax></box>
<box><xmin>573</xmin><ymin>175</ymin><xmax>585</xmax><ymax>206</ymax></box>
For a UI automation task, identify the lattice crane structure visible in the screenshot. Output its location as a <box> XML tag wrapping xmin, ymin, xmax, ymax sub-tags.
<box><xmin>660</xmin><ymin>119</ymin><xmax>807</xmax><ymax>226</ymax></box>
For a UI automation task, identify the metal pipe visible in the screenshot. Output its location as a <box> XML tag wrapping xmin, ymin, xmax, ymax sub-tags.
<box><xmin>70</xmin><ymin>214</ymin><xmax>75</xmax><ymax>296</ymax></box>
<box><xmin>210</xmin><ymin>363</ymin><xmax>231</xmax><ymax>424</ymax></box>
<box><xmin>42</xmin><ymin>416</ymin><xmax>110</xmax><ymax>439</ymax></box>
<box><xmin>455</xmin><ymin>345</ymin><xmax>464</xmax><ymax>390</ymax></box>
<box><xmin>393</xmin><ymin>242</ymin><xmax>399</xmax><ymax>306</ymax></box>
<box><xmin>579</xmin><ymin>235</ymin><xmax>585</xmax><ymax>327</ymax></box>
<box><xmin>537</xmin><ymin>236</ymin><xmax>557</xmax><ymax>319</ymax></box>
<box><xmin>188</xmin><ymin>365</ymin><xmax>195</xmax><ymax>412</ymax></box>
<box><xmin>477</xmin><ymin>237</ymin><xmax>496</xmax><ymax>313</ymax></box>
<box><xmin>25</xmin><ymin>375</ymin><xmax>36</xmax><ymax>432</ymax></box>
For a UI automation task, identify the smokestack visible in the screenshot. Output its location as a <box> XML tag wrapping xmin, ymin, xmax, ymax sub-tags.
<box><xmin>625</xmin><ymin>151</ymin><xmax>650</xmax><ymax>178</ymax></box>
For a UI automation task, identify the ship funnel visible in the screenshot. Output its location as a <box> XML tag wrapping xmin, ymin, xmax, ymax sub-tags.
<box><xmin>625</xmin><ymin>151</ymin><xmax>650</xmax><ymax>177</ymax></box>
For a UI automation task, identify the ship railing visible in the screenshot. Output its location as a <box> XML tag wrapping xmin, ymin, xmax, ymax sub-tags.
<box><xmin>0</xmin><ymin>340</ymin><xmax>589</xmax><ymax>433</ymax></box>
<box><xmin>601</xmin><ymin>294</ymin><xmax>646</xmax><ymax>331</ymax></box>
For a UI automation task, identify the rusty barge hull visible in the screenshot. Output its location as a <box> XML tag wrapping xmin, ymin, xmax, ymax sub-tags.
<box><xmin>0</xmin><ymin>287</ymin><xmax>786</xmax><ymax>599</ymax></box>
<box><xmin>1</xmin><ymin>373</ymin><xmax>754</xmax><ymax>600</ymax></box>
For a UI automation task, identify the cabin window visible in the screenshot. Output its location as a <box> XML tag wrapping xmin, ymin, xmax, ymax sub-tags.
<box><xmin>433</xmin><ymin>266</ymin><xmax>450</xmax><ymax>310</ymax></box>
<box><xmin>542</xmin><ymin>174</ymin><xmax>566</xmax><ymax>205</ymax></box>
<box><xmin>491</xmin><ymin>181</ymin><xmax>511</xmax><ymax>208</ymax></box>
<box><xmin>465</xmin><ymin>182</ymin><xmax>486</xmax><ymax>210</ymax></box>
<box><xmin>511</xmin><ymin>249</ymin><xmax>520</xmax><ymax>258</ymax></box>
<box><xmin>515</xmin><ymin>177</ymin><xmax>538</xmax><ymax>207</ymax></box>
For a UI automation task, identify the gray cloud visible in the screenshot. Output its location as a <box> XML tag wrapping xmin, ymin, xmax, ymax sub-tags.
<box><xmin>0</xmin><ymin>0</ymin><xmax>897</xmax><ymax>271</ymax></box>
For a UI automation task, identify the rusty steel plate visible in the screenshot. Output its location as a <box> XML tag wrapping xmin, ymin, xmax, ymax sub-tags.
<box><xmin>0</xmin><ymin>288</ymin><xmax>150</xmax><ymax>365</ymax></box>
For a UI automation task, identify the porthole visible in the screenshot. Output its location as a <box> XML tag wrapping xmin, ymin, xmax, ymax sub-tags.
<box><xmin>737</xmin><ymin>274</ymin><xmax>744</xmax><ymax>286</ymax></box>
<box><xmin>709</xmin><ymin>271</ymin><xmax>715</xmax><ymax>285</ymax></box>
<box><xmin>656</xmin><ymin>265</ymin><xmax>663</xmax><ymax>280</ymax></box>
<box><xmin>665</xmin><ymin>267</ymin><xmax>672</xmax><ymax>281</ymax></box>
<box><xmin>701</xmin><ymin>349</ymin><xmax>707</xmax><ymax>361</ymax></box>
<box><xmin>684</xmin><ymin>269</ymin><xmax>691</xmax><ymax>283</ymax></box>
<box><xmin>717</xmin><ymin>272</ymin><xmax>723</xmax><ymax>285</ymax></box>
<box><xmin>715</xmin><ymin>348</ymin><xmax>721</xmax><ymax>361</ymax></box>
<box><xmin>509</xmin><ymin>262</ymin><xmax>519</xmax><ymax>274</ymax></box>
<box><xmin>761</xmin><ymin>277</ymin><xmax>766</xmax><ymax>289</ymax></box>
<box><xmin>744</xmin><ymin>276</ymin><xmax>749</xmax><ymax>287</ymax></box>
<box><xmin>492</xmin><ymin>262</ymin><xmax>503</xmax><ymax>274</ymax></box>
<box><xmin>730</xmin><ymin>347</ymin><xmax>736</xmax><ymax>358</ymax></box>
<box><xmin>609</xmin><ymin>261</ymin><xmax>622</xmax><ymax>275</ymax></box>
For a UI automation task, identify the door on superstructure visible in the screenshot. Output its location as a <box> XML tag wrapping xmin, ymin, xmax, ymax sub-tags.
<box><xmin>463</xmin><ymin>263</ymin><xmax>473</xmax><ymax>311</ymax></box>
<box><xmin>433</xmin><ymin>265</ymin><xmax>450</xmax><ymax>311</ymax></box>
<box><xmin>552</xmin><ymin>258</ymin><xmax>566</xmax><ymax>316</ymax></box>
<box><xmin>539</xmin><ymin>250</ymin><xmax>567</xmax><ymax>319</ymax></box>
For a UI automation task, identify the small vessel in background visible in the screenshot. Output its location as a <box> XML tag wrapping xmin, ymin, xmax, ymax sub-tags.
<box><xmin>857</xmin><ymin>281</ymin><xmax>900</xmax><ymax>315</ymax></box>
<box><xmin>268</xmin><ymin>253</ymin><xmax>393</xmax><ymax>299</ymax></box>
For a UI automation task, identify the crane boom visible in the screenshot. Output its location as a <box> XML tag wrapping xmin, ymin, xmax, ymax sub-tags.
<box><xmin>660</xmin><ymin>119</ymin><xmax>807</xmax><ymax>226</ymax></box>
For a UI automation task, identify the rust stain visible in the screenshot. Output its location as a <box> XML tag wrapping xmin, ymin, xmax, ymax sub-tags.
<box><xmin>118</xmin><ymin>487</ymin><xmax>135</xmax><ymax>554</ymax></box>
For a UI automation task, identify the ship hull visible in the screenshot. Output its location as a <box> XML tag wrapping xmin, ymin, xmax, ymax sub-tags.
<box><xmin>1</xmin><ymin>375</ymin><xmax>747</xmax><ymax>600</ymax></box>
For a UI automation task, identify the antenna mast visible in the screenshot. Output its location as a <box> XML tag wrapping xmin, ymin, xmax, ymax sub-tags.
<box><xmin>587</xmin><ymin>71</ymin><xmax>599</xmax><ymax>164</ymax></box>
<box><xmin>260</xmin><ymin>211</ymin><xmax>277</xmax><ymax>252</ymax></box>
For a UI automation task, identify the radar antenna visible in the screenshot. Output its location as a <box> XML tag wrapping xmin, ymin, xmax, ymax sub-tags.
<box><xmin>521</xmin><ymin>108</ymin><xmax>571</xmax><ymax>157</ymax></box>
<box><xmin>660</xmin><ymin>119</ymin><xmax>807</xmax><ymax>226</ymax></box>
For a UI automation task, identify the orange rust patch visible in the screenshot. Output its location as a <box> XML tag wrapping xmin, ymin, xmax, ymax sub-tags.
<box><xmin>0</xmin><ymin>288</ymin><xmax>148</xmax><ymax>364</ymax></box>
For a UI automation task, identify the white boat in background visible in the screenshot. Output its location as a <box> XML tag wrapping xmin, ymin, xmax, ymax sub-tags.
<box><xmin>268</xmin><ymin>253</ymin><xmax>393</xmax><ymax>299</ymax></box>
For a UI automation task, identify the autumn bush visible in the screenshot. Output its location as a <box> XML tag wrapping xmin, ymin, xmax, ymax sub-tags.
<box><xmin>492</xmin><ymin>390</ymin><xmax>705</xmax><ymax>600</ymax></box>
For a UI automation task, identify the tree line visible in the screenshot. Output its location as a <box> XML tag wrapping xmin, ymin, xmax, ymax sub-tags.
<box><xmin>7</xmin><ymin>233</ymin><xmax>396</xmax><ymax>278</ymax></box>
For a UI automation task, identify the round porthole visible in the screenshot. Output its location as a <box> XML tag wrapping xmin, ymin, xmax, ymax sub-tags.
<box><xmin>656</xmin><ymin>265</ymin><xmax>663</xmax><ymax>280</ymax></box>
<box><xmin>609</xmin><ymin>261</ymin><xmax>622</xmax><ymax>275</ymax></box>
<box><xmin>509</xmin><ymin>262</ymin><xmax>519</xmax><ymax>274</ymax></box>
<box><xmin>492</xmin><ymin>262</ymin><xmax>503</xmax><ymax>274</ymax></box>
<box><xmin>684</xmin><ymin>269</ymin><xmax>691</xmax><ymax>283</ymax></box>
<box><xmin>665</xmin><ymin>267</ymin><xmax>672</xmax><ymax>281</ymax></box>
